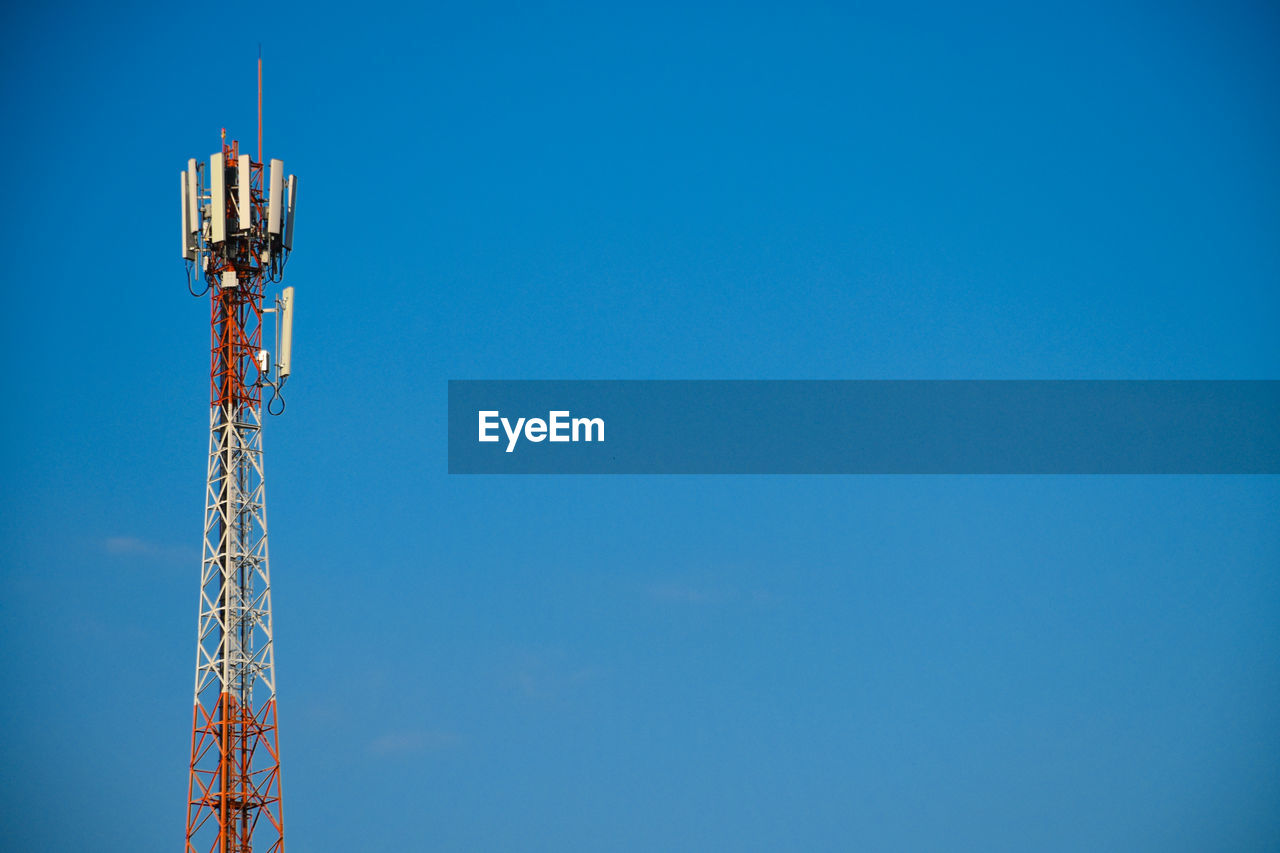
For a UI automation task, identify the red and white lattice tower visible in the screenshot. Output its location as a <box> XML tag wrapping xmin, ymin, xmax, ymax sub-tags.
<box><xmin>179</xmin><ymin>60</ymin><xmax>298</xmax><ymax>853</ymax></box>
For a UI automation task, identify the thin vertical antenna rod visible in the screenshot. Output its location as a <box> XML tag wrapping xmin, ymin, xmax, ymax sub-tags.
<box><xmin>258</xmin><ymin>50</ymin><xmax>263</xmax><ymax>164</ymax></box>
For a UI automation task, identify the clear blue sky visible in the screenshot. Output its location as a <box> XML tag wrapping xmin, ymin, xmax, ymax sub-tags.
<box><xmin>2</xmin><ymin>1</ymin><xmax>1278</xmax><ymax>850</ymax></box>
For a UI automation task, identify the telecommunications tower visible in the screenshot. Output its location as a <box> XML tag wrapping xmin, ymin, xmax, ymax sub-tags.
<box><xmin>179</xmin><ymin>58</ymin><xmax>298</xmax><ymax>853</ymax></box>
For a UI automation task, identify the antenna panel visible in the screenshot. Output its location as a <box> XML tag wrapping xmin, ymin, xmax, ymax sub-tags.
<box><xmin>279</xmin><ymin>286</ymin><xmax>294</xmax><ymax>378</ymax></box>
<box><xmin>181</xmin><ymin>172</ymin><xmax>194</xmax><ymax>260</ymax></box>
<box><xmin>267</xmin><ymin>159</ymin><xmax>284</xmax><ymax>236</ymax></box>
<box><xmin>283</xmin><ymin>175</ymin><xmax>297</xmax><ymax>250</ymax></box>
<box><xmin>210</xmin><ymin>153</ymin><xmax>227</xmax><ymax>244</ymax></box>
<box><xmin>186</xmin><ymin>159</ymin><xmax>200</xmax><ymax>235</ymax></box>
<box><xmin>238</xmin><ymin>155</ymin><xmax>252</xmax><ymax>232</ymax></box>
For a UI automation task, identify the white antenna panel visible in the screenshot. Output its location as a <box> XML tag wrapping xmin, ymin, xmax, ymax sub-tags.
<box><xmin>267</xmin><ymin>159</ymin><xmax>284</xmax><ymax>236</ymax></box>
<box><xmin>186</xmin><ymin>159</ymin><xmax>200</xmax><ymax>235</ymax></box>
<box><xmin>238</xmin><ymin>155</ymin><xmax>252</xmax><ymax>232</ymax></box>
<box><xmin>180</xmin><ymin>172</ymin><xmax>194</xmax><ymax>260</ymax></box>
<box><xmin>279</xmin><ymin>286</ymin><xmax>294</xmax><ymax>378</ymax></box>
<box><xmin>283</xmin><ymin>175</ymin><xmax>297</xmax><ymax>250</ymax></box>
<box><xmin>210</xmin><ymin>153</ymin><xmax>227</xmax><ymax>244</ymax></box>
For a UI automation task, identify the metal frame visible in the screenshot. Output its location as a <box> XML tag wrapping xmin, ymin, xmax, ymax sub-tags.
<box><xmin>183</xmin><ymin>136</ymin><xmax>294</xmax><ymax>853</ymax></box>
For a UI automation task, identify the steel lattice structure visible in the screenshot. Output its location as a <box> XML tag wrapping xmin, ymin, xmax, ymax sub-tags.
<box><xmin>181</xmin><ymin>110</ymin><xmax>297</xmax><ymax>853</ymax></box>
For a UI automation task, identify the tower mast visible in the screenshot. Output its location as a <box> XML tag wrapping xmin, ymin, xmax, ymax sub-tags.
<box><xmin>179</xmin><ymin>67</ymin><xmax>298</xmax><ymax>853</ymax></box>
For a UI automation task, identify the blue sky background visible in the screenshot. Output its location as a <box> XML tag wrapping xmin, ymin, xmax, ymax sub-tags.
<box><xmin>2</xmin><ymin>1</ymin><xmax>1278</xmax><ymax>850</ymax></box>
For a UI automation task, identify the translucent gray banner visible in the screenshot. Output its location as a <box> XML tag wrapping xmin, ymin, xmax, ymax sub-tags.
<box><xmin>448</xmin><ymin>381</ymin><xmax>1279</xmax><ymax>474</ymax></box>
